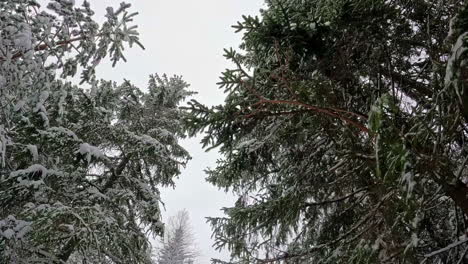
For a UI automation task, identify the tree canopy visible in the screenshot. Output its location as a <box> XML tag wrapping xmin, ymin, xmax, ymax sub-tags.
<box><xmin>0</xmin><ymin>1</ymin><xmax>191</xmax><ymax>263</ymax></box>
<box><xmin>185</xmin><ymin>0</ymin><xmax>468</xmax><ymax>263</ymax></box>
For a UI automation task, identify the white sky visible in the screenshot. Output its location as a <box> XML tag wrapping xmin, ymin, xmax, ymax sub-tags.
<box><xmin>89</xmin><ymin>1</ymin><xmax>264</xmax><ymax>262</ymax></box>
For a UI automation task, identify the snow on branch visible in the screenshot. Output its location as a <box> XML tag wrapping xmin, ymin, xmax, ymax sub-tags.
<box><xmin>424</xmin><ymin>238</ymin><xmax>468</xmax><ymax>259</ymax></box>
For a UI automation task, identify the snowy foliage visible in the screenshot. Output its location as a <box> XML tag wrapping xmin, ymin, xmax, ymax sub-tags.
<box><xmin>0</xmin><ymin>1</ymin><xmax>192</xmax><ymax>263</ymax></box>
<box><xmin>156</xmin><ymin>210</ymin><xmax>198</xmax><ymax>264</ymax></box>
<box><xmin>186</xmin><ymin>1</ymin><xmax>468</xmax><ymax>263</ymax></box>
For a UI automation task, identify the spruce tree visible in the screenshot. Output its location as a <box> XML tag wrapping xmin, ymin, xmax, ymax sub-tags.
<box><xmin>157</xmin><ymin>210</ymin><xmax>197</xmax><ymax>264</ymax></box>
<box><xmin>185</xmin><ymin>0</ymin><xmax>468</xmax><ymax>263</ymax></box>
<box><xmin>0</xmin><ymin>1</ymin><xmax>191</xmax><ymax>263</ymax></box>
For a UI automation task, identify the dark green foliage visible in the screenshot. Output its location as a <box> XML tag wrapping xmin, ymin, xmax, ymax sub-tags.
<box><xmin>185</xmin><ymin>0</ymin><xmax>468</xmax><ymax>263</ymax></box>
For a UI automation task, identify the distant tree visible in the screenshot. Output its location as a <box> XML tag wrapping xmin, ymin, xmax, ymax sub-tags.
<box><xmin>185</xmin><ymin>0</ymin><xmax>468</xmax><ymax>263</ymax></box>
<box><xmin>157</xmin><ymin>210</ymin><xmax>198</xmax><ymax>264</ymax></box>
<box><xmin>0</xmin><ymin>1</ymin><xmax>191</xmax><ymax>263</ymax></box>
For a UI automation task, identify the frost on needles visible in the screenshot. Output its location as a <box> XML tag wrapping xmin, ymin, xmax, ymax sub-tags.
<box><xmin>0</xmin><ymin>1</ymin><xmax>192</xmax><ymax>263</ymax></box>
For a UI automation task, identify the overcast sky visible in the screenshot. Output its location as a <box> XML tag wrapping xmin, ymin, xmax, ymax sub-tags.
<box><xmin>89</xmin><ymin>1</ymin><xmax>264</xmax><ymax>262</ymax></box>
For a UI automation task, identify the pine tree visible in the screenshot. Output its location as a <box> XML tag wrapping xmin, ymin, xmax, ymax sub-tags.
<box><xmin>157</xmin><ymin>210</ymin><xmax>197</xmax><ymax>264</ymax></box>
<box><xmin>185</xmin><ymin>0</ymin><xmax>468</xmax><ymax>263</ymax></box>
<box><xmin>0</xmin><ymin>1</ymin><xmax>192</xmax><ymax>263</ymax></box>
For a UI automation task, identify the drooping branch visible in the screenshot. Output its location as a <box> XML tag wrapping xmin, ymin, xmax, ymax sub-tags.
<box><xmin>303</xmin><ymin>187</ymin><xmax>369</xmax><ymax>207</ymax></box>
<box><xmin>245</xmin><ymin>98</ymin><xmax>370</xmax><ymax>134</ymax></box>
<box><xmin>424</xmin><ymin>237</ymin><xmax>468</xmax><ymax>259</ymax></box>
<box><xmin>381</xmin><ymin>70</ymin><xmax>433</xmax><ymax>103</ymax></box>
<box><xmin>238</xmin><ymin>77</ymin><xmax>369</xmax><ymax>134</ymax></box>
<box><xmin>255</xmin><ymin>191</ymin><xmax>393</xmax><ymax>263</ymax></box>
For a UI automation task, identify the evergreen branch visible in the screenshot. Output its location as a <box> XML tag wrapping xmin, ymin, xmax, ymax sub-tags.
<box><xmin>424</xmin><ymin>237</ymin><xmax>468</xmax><ymax>259</ymax></box>
<box><xmin>255</xmin><ymin>191</ymin><xmax>394</xmax><ymax>263</ymax></box>
<box><xmin>245</xmin><ymin>98</ymin><xmax>370</xmax><ymax>134</ymax></box>
<box><xmin>0</xmin><ymin>36</ymin><xmax>86</xmax><ymax>62</ymax></box>
<box><xmin>102</xmin><ymin>154</ymin><xmax>131</xmax><ymax>191</ymax></box>
<box><xmin>303</xmin><ymin>187</ymin><xmax>369</xmax><ymax>207</ymax></box>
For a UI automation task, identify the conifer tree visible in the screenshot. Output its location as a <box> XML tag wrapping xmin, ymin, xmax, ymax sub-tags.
<box><xmin>185</xmin><ymin>0</ymin><xmax>468</xmax><ymax>263</ymax></box>
<box><xmin>0</xmin><ymin>1</ymin><xmax>191</xmax><ymax>263</ymax></box>
<box><xmin>157</xmin><ymin>210</ymin><xmax>197</xmax><ymax>264</ymax></box>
